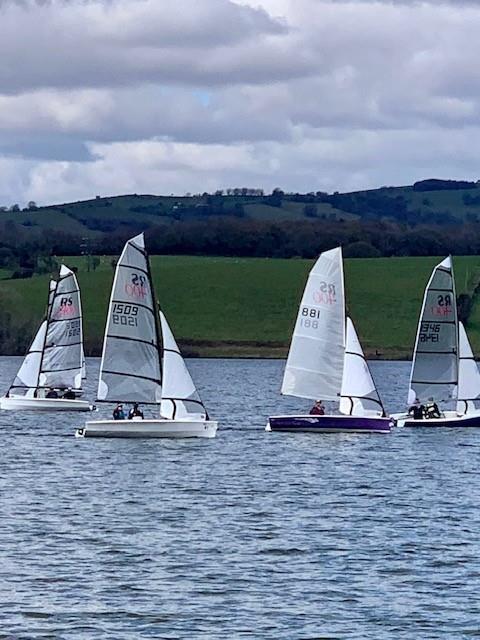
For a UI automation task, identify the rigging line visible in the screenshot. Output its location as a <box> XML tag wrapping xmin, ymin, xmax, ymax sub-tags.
<box><xmin>95</xmin><ymin>399</ymin><xmax>160</xmax><ymax>406</ymax></box>
<box><xmin>111</xmin><ymin>299</ymin><xmax>155</xmax><ymax>315</ymax></box>
<box><xmin>118</xmin><ymin>263</ymin><xmax>149</xmax><ymax>277</ymax></box>
<box><xmin>101</xmin><ymin>370</ymin><xmax>162</xmax><ymax>385</ymax></box>
<box><xmin>411</xmin><ymin>379</ymin><xmax>457</xmax><ymax>385</ymax></box>
<box><xmin>49</xmin><ymin>316</ymin><xmax>81</xmax><ymax>324</ymax></box>
<box><xmin>106</xmin><ymin>334</ymin><xmax>159</xmax><ymax>348</ymax></box>
<box><xmin>128</xmin><ymin>240</ymin><xmax>148</xmax><ymax>258</ymax></box>
<box><xmin>52</xmin><ymin>289</ymin><xmax>79</xmax><ymax>296</ymax></box>
<box><xmin>40</xmin><ymin>366</ymin><xmax>80</xmax><ymax>373</ymax></box>
<box><xmin>415</xmin><ymin>350</ymin><xmax>457</xmax><ymax>355</ymax></box>
<box><xmin>44</xmin><ymin>341</ymin><xmax>82</xmax><ymax>349</ymax></box>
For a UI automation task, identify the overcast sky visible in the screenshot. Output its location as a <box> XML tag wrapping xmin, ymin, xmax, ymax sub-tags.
<box><xmin>0</xmin><ymin>0</ymin><xmax>479</xmax><ymax>204</ymax></box>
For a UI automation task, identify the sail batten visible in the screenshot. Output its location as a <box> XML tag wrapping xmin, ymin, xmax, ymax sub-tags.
<box><xmin>96</xmin><ymin>232</ymin><xmax>163</xmax><ymax>404</ymax></box>
<box><xmin>281</xmin><ymin>247</ymin><xmax>345</xmax><ymax>401</ymax></box>
<box><xmin>408</xmin><ymin>256</ymin><xmax>459</xmax><ymax>404</ymax></box>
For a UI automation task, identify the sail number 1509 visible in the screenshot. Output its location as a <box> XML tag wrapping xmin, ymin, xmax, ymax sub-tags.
<box><xmin>113</xmin><ymin>303</ymin><xmax>138</xmax><ymax>327</ymax></box>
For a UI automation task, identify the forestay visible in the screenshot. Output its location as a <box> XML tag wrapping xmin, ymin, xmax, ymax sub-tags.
<box><xmin>281</xmin><ymin>247</ymin><xmax>345</xmax><ymax>401</ymax></box>
<box><xmin>39</xmin><ymin>266</ymin><xmax>84</xmax><ymax>390</ymax></box>
<box><xmin>456</xmin><ymin>322</ymin><xmax>480</xmax><ymax>415</ymax></box>
<box><xmin>159</xmin><ymin>311</ymin><xmax>207</xmax><ymax>420</ymax></box>
<box><xmin>408</xmin><ymin>256</ymin><xmax>458</xmax><ymax>404</ymax></box>
<box><xmin>97</xmin><ymin>233</ymin><xmax>162</xmax><ymax>404</ymax></box>
<box><xmin>339</xmin><ymin>317</ymin><xmax>385</xmax><ymax>417</ymax></box>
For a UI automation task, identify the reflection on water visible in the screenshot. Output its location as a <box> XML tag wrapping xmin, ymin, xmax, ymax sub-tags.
<box><xmin>0</xmin><ymin>357</ymin><xmax>479</xmax><ymax>639</ymax></box>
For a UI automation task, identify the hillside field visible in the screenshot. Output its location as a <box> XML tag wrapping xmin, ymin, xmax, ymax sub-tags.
<box><xmin>1</xmin><ymin>255</ymin><xmax>480</xmax><ymax>358</ymax></box>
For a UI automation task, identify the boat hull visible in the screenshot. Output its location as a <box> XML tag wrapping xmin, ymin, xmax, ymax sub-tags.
<box><xmin>0</xmin><ymin>396</ymin><xmax>93</xmax><ymax>412</ymax></box>
<box><xmin>393</xmin><ymin>410</ymin><xmax>480</xmax><ymax>428</ymax></box>
<box><xmin>266</xmin><ymin>414</ymin><xmax>392</xmax><ymax>433</ymax></box>
<box><xmin>76</xmin><ymin>418</ymin><xmax>218</xmax><ymax>438</ymax></box>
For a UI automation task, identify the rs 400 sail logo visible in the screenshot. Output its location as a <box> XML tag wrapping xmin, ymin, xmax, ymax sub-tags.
<box><xmin>312</xmin><ymin>282</ymin><xmax>336</xmax><ymax>305</ymax></box>
<box><xmin>125</xmin><ymin>273</ymin><xmax>147</xmax><ymax>299</ymax></box>
<box><xmin>58</xmin><ymin>296</ymin><xmax>76</xmax><ymax>316</ymax></box>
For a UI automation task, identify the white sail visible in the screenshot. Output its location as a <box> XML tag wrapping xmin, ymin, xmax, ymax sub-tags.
<box><xmin>159</xmin><ymin>311</ymin><xmax>207</xmax><ymax>420</ymax></box>
<box><xmin>39</xmin><ymin>265</ymin><xmax>84</xmax><ymax>390</ymax></box>
<box><xmin>456</xmin><ymin>322</ymin><xmax>480</xmax><ymax>414</ymax></box>
<box><xmin>408</xmin><ymin>256</ymin><xmax>458</xmax><ymax>404</ymax></box>
<box><xmin>8</xmin><ymin>320</ymin><xmax>47</xmax><ymax>398</ymax></box>
<box><xmin>97</xmin><ymin>232</ymin><xmax>162</xmax><ymax>404</ymax></box>
<box><xmin>281</xmin><ymin>247</ymin><xmax>345</xmax><ymax>401</ymax></box>
<box><xmin>339</xmin><ymin>317</ymin><xmax>385</xmax><ymax>417</ymax></box>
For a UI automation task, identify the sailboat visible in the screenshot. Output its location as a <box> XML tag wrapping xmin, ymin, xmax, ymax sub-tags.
<box><xmin>0</xmin><ymin>265</ymin><xmax>92</xmax><ymax>411</ymax></box>
<box><xmin>393</xmin><ymin>256</ymin><xmax>480</xmax><ymax>427</ymax></box>
<box><xmin>267</xmin><ymin>247</ymin><xmax>391</xmax><ymax>433</ymax></box>
<box><xmin>76</xmin><ymin>232</ymin><xmax>217</xmax><ymax>438</ymax></box>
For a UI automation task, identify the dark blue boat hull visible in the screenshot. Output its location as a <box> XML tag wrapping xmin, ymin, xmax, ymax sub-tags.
<box><xmin>267</xmin><ymin>414</ymin><xmax>392</xmax><ymax>434</ymax></box>
<box><xmin>402</xmin><ymin>414</ymin><xmax>480</xmax><ymax>428</ymax></box>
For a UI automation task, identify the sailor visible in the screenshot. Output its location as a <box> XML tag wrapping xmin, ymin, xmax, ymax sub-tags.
<box><xmin>113</xmin><ymin>403</ymin><xmax>125</xmax><ymax>420</ymax></box>
<box><xmin>128</xmin><ymin>402</ymin><xmax>144</xmax><ymax>420</ymax></box>
<box><xmin>63</xmin><ymin>387</ymin><xmax>76</xmax><ymax>400</ymax></box>
<box><xmin>408</xmin><ymin>398</ymin><xmax>425</xmax><ymax>420</ymax></box>
<box><xmin>424</xmin><ymin>398</ymin><xmax>441</xmax><ymax>419</ymax></box>
<box><xmin>46</xmin><ymin>388</ymin><xmax>59</xmax><ymax>398</ymax></box>
<box><xmin>309</xmin><ymin>400</ymin><xmax>325</xmax><ymax>416</ymax></box>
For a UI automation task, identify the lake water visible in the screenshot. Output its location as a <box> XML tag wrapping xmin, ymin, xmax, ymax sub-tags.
<box><xmin>0</xmin><ymin>357</ymin><xmax>479</xmax><ymax>639</ymax></box>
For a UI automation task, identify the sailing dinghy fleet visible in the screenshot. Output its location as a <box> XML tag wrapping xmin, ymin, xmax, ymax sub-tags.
<box><xmin>0</xmin><ymin>237</ymin><xmax>479</xmax><ymax>437</ymax></box>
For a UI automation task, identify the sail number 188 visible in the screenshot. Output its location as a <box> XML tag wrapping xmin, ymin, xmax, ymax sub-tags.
<box><xmin>300</xmin><ymin>307</ymin><xmax>320</xmax><ymax>329</ymax></box>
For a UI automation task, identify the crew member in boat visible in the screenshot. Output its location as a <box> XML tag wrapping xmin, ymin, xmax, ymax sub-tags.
<box><xmin>310</xmin><ymin>400</ymin><xmax>325</xmax><ymax>415</ymax></box>
<box><xmin>128</xmin><ymin>402</ymin><xmax>144</xmax><ymax>419</ymax></box>
<box><xmin>424</xmin><ymin>398</ymin><xmax>441</xmax><ymax>419</ymax></box>
<box><xmin>408</xmin><ymin>398</ymin><xmax>425</xmax><ymax>420</ymax></box>
<box><xmin>113</xmin><ymin>403</ymin><xmax>125</xmax><ymax>420</ymax></box>
<box><xmin>63</xmin><ymin>387</ymin><xmax>76</xmax><ymax>400</ymax></box>
<box><xmin>46</xmin><ymin>388</ymin><xmax>59</xmax><ymax>398</ymax></box>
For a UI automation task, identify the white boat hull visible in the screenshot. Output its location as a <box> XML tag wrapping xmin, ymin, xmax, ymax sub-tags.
<box><xmin>76</xmin><ymin>418</ymin><xmax>218</xmax><ymax>438</ymax></box>
<box><xmin>0</xmin><ymin>396</ymin><xmax>94</xmax><ymax>412</ymax></box>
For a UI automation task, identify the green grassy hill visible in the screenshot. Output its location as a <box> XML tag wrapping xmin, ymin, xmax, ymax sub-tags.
<box><xmin>5</xmin><ymin>178</ymin><xmax>480</xmax><ymax>238</ymax></box>
<box><xmin>1</xmin><ymin>255</ymin><xmax>480</xmax><ymax>358</ymax></box>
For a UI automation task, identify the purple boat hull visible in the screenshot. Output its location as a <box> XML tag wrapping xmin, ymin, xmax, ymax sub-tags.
<box><xmin>267</xmin><ymin>414</ymin><xmax>392</xmax><ymax>434</ymax></box>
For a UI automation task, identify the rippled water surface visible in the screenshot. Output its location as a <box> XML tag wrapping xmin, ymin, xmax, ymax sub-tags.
<box><xmin>1</xmin><ymin>357</ymin><xmax>480</xmax><ymax>639</ymax></box>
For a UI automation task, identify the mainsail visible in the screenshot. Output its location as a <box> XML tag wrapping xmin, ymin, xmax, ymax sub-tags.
<box><xmin>456</xmin><ymin>321</ymin><xmax>480</xmax><ymax>415</ymax></box>
<box><xmin>281</xmin><ymin>247</ymin><xmax>345</xmax><ymax>401</ymax></box>
<box><xmin>8</xmin><ymin>267</ymin><xmax>84</xmax><ymax>396</ymax></box>
<box><xmin>159</xmin><ymin>311</ymin><xmax>207</xmax><ymax>420</ymax></box>
<box><xmin>339</xmin><ymin>317</ymin><xmax>385</xmax><ymax>417</ymax></box>
<box><xmin>408</xmin><ymin>256</ymin><xmax>458</xmax><ymax>404</ymax></box>
<box><xmin>39</xmin><ymin>265</ymin><xmax>84</xmax><ymax>390</ymax></box>
<box><xmin>97</xmin><ymin>232</ymin><xmax>162</xmax><ymax>404</ymax></box>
